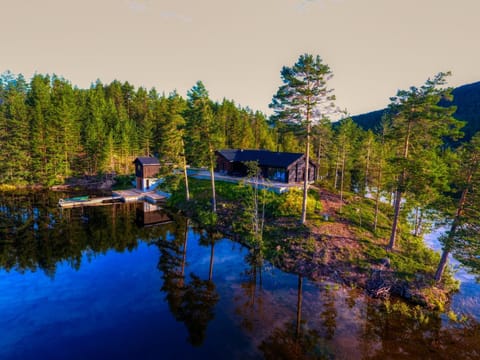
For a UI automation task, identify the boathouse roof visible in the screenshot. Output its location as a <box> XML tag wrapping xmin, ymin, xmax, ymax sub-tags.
<box><xmin>133</xmin><ymin>157</ymin><xmax>160</xmax><ymax>166</ymax></box>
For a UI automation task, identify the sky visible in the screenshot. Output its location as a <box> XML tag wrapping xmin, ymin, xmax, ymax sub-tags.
<box><xmin>1</xmin><ymin>0</ymin><xmax>479</xmax><ymax>117</ymax></box>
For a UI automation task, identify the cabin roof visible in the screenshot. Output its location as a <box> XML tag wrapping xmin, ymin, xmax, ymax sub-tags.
<box><xmin>216</xmin><ymin>149</ymin><xmax>304</xmax><ymax>168</ymax></box>
<box><xmin>133</xmin><ymin>157</ymin><xmax>160</xmax><ymax>166</ymax></box>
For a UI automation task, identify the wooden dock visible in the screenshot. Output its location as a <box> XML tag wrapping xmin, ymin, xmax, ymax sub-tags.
<box><xmin>112</xmin><ymin>189</ymin><xmax>145</xmax><ymax>202</ymax></box>
<box><xmin>59</xmin><ymin>189</ymin><xmax>167</xmax><ymax>208</ymax></box>
<box><xmin>58</xmin><ymin>196</ymin><xmax>122</xmax><ymax>208</ymax></box>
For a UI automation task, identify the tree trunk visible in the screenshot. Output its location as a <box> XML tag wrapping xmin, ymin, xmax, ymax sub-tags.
<box><xmin>316</xmin><ymin>136</ymin><xmax>322</xmax><ymax>181</ymax></box>
<box><xmin>435</xmin><ymin>181</ymin><xmax>471</xmax><ymax>282</ymax></box>
<box><xmin>340</xmin><ymin>145</ymin><xmax>346</xmax><ymax>207</ymax></box>
<box><xmin>208</xmin><ymin>242</ymin><xmax>215</xmax><ymax>281</ymax></box>
<box><xmin>334</xmin><ymin>150</ymin><xmax>340</xmax><ymax>189</ymax></box>
<box><xmin>301</xmin><ymin>124</ymin><xmax>310</xmax><ymax>224</ymax></box>
<box><xmin>364</xmin><ymin>141</ymin><xmax>371</xmax><ymax>195</ymax></box>
<box><xmin>414</xmin><ymin>208</ymin><xmax>424</xmax><ymax>237</ymax></box>
<box><xmin>182</xmin><ymin>139</ymin><xmax>190</xmax><ymax>201</ymax></box>
<box><xmin>373</xmin><ymin>166</ymin><xmax>382</xmax><ymax>232</ymax></box>
<box><xmin>209</xmin><ymin>146</ymin><xmax>217</xmax><ymax>213</ymax></box>
<box><xmin>181</xmin><ymin>219</ymin><xmax>189</xmax><ymax>280</ymax></box>
<box><xmin>296</xmin><ymin>275</ymin><xmax>303</xmax><ymax>339</ymax></box>
<box><xmin>435</xmin><ymin>248</ymin><xmax>450</xmax><ymax>282</ymax></box>
<box><xmin>388</xmin><ymin>188</ymin><xmax>403</xmax><ymax>250</ymax></box>
<box><xmin>388</xmin><ymin>120</ymin><xmax>412</xmax><ymax>250</ymax></box>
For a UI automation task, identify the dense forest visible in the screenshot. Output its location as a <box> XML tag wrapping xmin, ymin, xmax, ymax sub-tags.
<box><xmin>1</xmin><ymin>57</ymin><xmax>480</xmax><ymax>285</ymax></box>
<box><xmin>0</xmin><ymin>69</ymin><xmax>478</xmax><ymax>210</ymax></box>
<box><xmin>0</xmin><ymin>71</ymin><xmax>275</xmax><ymax>186</ymax></box>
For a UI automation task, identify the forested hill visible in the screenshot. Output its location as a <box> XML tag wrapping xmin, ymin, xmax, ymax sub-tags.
<box><xmin>350</xmin><ymin>81</ymin><xmax>480</xmax><ymax>141</ymax></box>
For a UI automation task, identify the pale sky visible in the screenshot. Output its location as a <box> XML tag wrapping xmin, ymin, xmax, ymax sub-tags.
<box><xmin>1</xmin><ymin>0</ymin><xmax>479</xmax><ymax>117</ymax></box>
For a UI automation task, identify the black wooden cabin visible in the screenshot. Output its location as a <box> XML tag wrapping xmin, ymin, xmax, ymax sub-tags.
<box><xmin>215</xmin><ymin>149</ymin><xmax>316</xmax><ymax>184</ymax></box>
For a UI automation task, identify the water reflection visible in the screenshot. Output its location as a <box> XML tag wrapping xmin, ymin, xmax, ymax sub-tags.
<box><xmin>258</xmin><ymin>275</ymin><xmax>333</xmax><ymax>360</ymax></box>
<box><xmin>0</xmin><ymin>191</ymin><xmax>173</xmax><ymax>276</ymax></box>
<box><xmin>1</xmin><ymin>192</ymin><xmax>480</xmax><ymax>359</ymax></box>
<box><xmin>155</xmin><ymin>218</ymin><xmax>220</xmax><ymax>346</ymax></box>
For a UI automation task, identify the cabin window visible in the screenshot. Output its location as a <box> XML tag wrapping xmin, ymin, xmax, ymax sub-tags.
<box><xmin>267</xmin><ymin>168</ymin><xmax>286</xmax><ymax>182</ymax></box>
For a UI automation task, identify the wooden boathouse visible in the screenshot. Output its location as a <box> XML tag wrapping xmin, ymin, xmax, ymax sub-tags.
<box><xmin>133</xmin><ymin>156</ymin><xmax>160</xmax><ymax>191</ymax></box>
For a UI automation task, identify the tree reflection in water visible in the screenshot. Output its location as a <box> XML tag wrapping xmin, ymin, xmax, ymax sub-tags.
<box><xmin>2</xmin><ymin>192</ymin><xmax>480</xmax><ymax>357</ymax></box>
<box><xmin>319</xmin><ymin>285</ymin><xmax>337</xmax><ymax>340</ymax></box>
<box><xmin>0</xmin><ymin>191</ymin><xmax>172</xmax><ymax>276</ymax></box>
<box><xmin>198</xmin><ymin>228</ymin><xmax>223</xmax><ymax>282</ymax></box>
<box><xmin>259</xmin><ymin>275</ymin><xmax>333</xmax><ymax>360</ymax></box>
<box><xmin>156</xmin><ymin>218</ymin><xmax>219</xmax><ymax>347</ymax></box>
<box><xmin>235</xmin><ymin>247</ymin><xmax>266</xmax><ymax>333</ymax></box>
<box><xmin>360</xmin><ymin>299</ymin><xmax>480</xmax><ymax>359</ymax></box>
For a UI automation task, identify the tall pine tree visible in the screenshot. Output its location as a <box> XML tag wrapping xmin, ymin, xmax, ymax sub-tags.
<box><xmin>386</xmin><ymin>73</ymin><xmax>463</xmax><ymax>250</ymax></box>
<box><xmin>270</xmin><ymin>53</ymin><xmax>337</xmax><ymax>224</ymax></box>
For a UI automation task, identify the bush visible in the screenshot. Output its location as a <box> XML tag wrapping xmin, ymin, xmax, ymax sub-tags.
<box><xmin>271</xmin><ymin>188</ymin><xmax>321</xmax><ymax>218</ymax></box>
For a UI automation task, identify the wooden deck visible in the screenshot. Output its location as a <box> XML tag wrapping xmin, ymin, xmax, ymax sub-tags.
<box><xmin>59</xmin><ymin>189</ymin><xmax>167</xmax><ymax>208</ymax></box>
<box><xmin>112</xmin><ymin>189</ymin><xmax>145</xmax><ymax>202</ymax></box>
<box><xmin>144</xmin><ymin>192</ymin><xmax>166</xmax><ymax>204</ymax></box>
<box><xmin>58</xmin><ymin>196</ymin><xmax>122</xmax><ymax>208</ymax></box>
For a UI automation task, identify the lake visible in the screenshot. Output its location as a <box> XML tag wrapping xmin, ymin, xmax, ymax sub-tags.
<box><xmin>0</xmin><ymin>192</ymin><xmax>479</xmax><ymax>359</ymax></box>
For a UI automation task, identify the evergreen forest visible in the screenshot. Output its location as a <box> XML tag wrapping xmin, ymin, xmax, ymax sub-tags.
<box><xmin>2</xmin><ymin>58</ymin><xmax>480</xmax><ymax>288</ymax></box>
<box><xmin>0</xmin><ymin>72</ymin><xmax>275</xmax><ymax>186</ymax></box>
<box><xmin>0</xmin><ymin>69</ymin><xmax>479</xmax><ymax>248</ymax></box>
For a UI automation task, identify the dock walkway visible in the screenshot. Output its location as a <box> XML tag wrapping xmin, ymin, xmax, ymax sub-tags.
<box><xmin>59</xmin><ymin>189</ymin><xmax>167</xmax><ymax>208</ymax></box>
<box><xmin>58</xmin><ymin>195</ymin><xmax>122</xmax><ymax>208</ymax></box>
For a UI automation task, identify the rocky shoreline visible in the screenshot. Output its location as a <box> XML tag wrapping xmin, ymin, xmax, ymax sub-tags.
<box><xmin>197</xmin><ymin>187</ymin><xmax>455</xmax><ymax>310</ymax></box>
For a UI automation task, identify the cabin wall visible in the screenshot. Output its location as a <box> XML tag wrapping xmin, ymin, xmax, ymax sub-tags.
<box><xmin>134</xmin><ymin>161</ymin><xmax>160</xmax><ymax>178</ymax></box>
<box><xmin>142</xmin><ymin>165</ymin><xmax>160</xmax><ymax>178</ymax></box>
<box><xmin>287</xmin><ymin>158</ymin><xmax>317</xmax><ymax>183</ymax></box>
<box><xmin>216</xmin><ymin>154</ymin><xmax>233</xmax><ymax>174</ymax></box>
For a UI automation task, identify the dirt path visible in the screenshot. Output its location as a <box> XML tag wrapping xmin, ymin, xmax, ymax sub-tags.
<box><xmin>311</xmin><ymin>188</ymin><xmax>358</xmax><ymax>247</ymax></box>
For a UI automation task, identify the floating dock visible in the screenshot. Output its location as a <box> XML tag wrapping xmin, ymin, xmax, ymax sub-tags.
<box><xmin>58</xmin><ymin>195</ymin><xmax>123</xmax><ymax>208</ymax></box>
<box><xmin>59</xmin><ymin>189</ymin><xmax>167</xmax><ymax>208</ymax></box>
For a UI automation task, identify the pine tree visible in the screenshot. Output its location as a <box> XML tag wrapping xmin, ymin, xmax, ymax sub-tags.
<box><xmin>435</xmin><ymin>132</ymin><xmax>480</xmax><ymax>282</ymax></box>
<box><xmin>132</xmin><ymin>87</ymin><xmax>153</xmax><ymax>156</ymax></box>
<box><xmin>83</xmin><ymin>83</ymin><xmax>107</xmax><ymax>174</ymax></box>
<box><xmin>334</xmin><ymin>118</ymin><xmax>360</xmax><ymax>204</ymax></box>
<box><xmin>312</xmin><ymin>117</ymin><xmax>333</xmax><ymax>181</ymax></box>
<box><xmin>386</xmin><ymin>73</ymin><xmax>463</xmax><ymax>250</ymax></box>
<box><xmin>371</xmin><ymin>116</ymin><xmax>395</xmax><ymax>232</ymax></box>
<box><xmin>50</xmin><ymin>76</ymin><xmax>81</xmax><ymax>181</ymax></box>
<box><xmin>28</xmin><ymin>74</ymin><xmax>53</xmax><ymax>184</ymax></box>
<box><xmin>0</xmin><ymin>74</ymin><xmax>31</xmax><ymax>184</ymax></box>
<box><xmin>270</xmin><ymin>54</ymin><xmax>336</xmax><ymax>224</ymax></box>
<box><xmin>186</xmin><ymin>81</ymin><xmax>220</xmax><ymax>212</ymax></box>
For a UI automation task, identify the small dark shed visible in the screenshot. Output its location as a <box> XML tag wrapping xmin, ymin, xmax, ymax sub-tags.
<box><xmin>215</xmin><ymin>149</ymin><xmax>316</xmax><ymax>184</ymax></box>
<box><xmin>133</xmin><ymin>157</ymin><xmax>160</xmax><ymax>191</ymax></box>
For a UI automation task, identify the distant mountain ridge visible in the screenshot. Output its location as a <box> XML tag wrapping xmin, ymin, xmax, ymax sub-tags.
<box><xmin>350</xmin><ymin>81</ymin><xmax>480</xmax><ymax>141</ymax></box>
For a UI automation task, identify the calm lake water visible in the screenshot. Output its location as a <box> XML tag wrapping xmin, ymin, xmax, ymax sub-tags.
<box><xmin>0</xmin><ymin>192</ymin><xmax>479</xmax><ymax>359</ymax></box>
